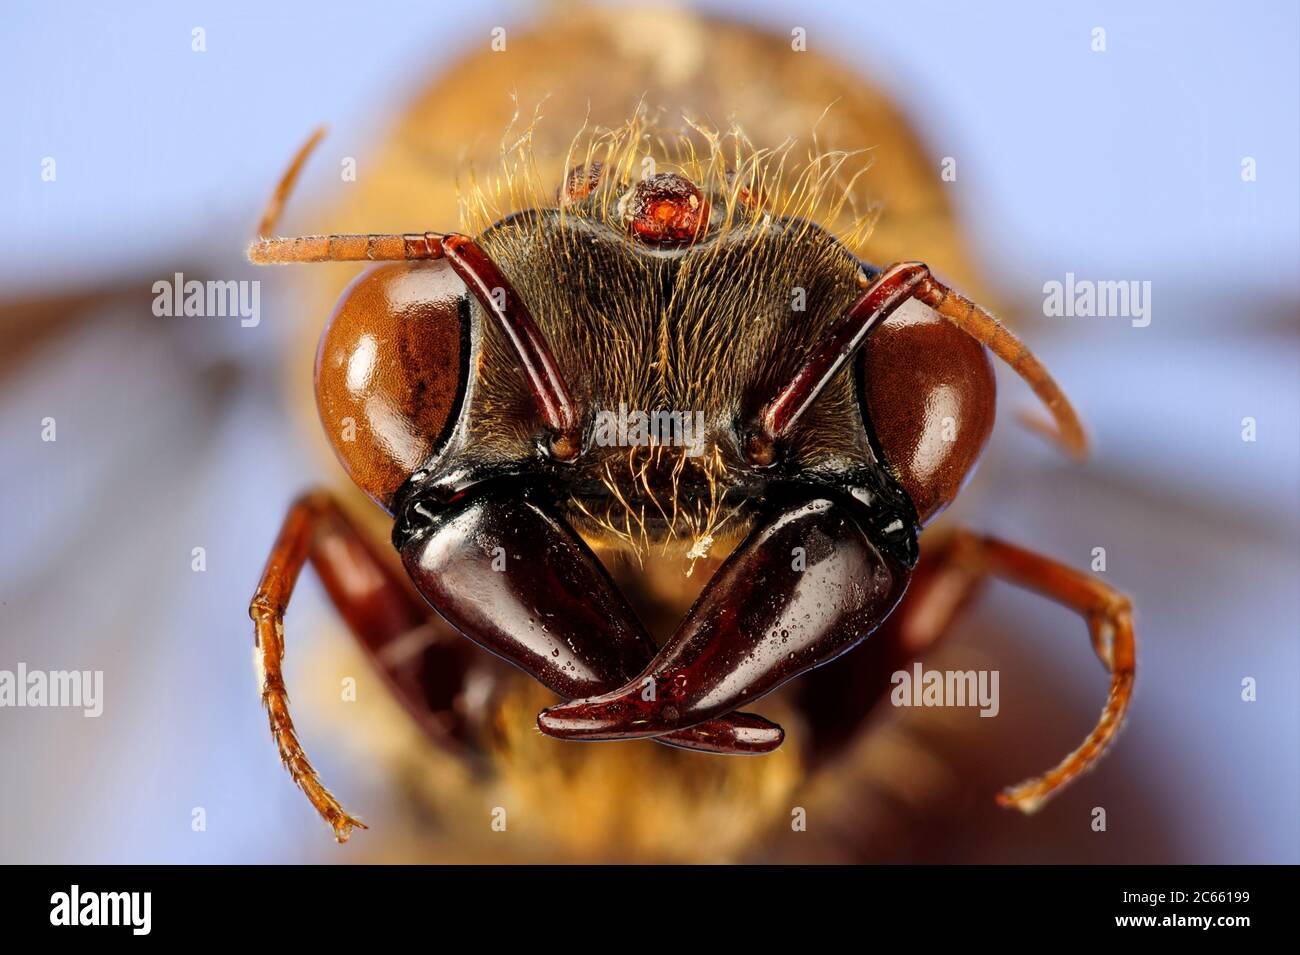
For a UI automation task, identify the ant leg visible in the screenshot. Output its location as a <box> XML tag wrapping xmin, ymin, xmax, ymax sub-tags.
<box><xmin>801</xmin><ymin>530</ymin><xmax>1134</xmax><ymax>809</ymax></box>
<box><xmin>250</xmin><ymin>489</ymin><xmax>502</xmax><ymax>842</ymax></box>
<box><xmin>538</xmin><ymin>505</ymin><xmax>1133</xmax><ymax>813</ymax></box>
<box><xmin>251</xmin><ymin>491</ymin><xmax>378</xmax><ymax>842</ymax></box>
<box><xmin>253</xmin><ymin>489</ymin><xmax>780</xmax><ymax>844</ymax></box>
<box><xmin>797</xmin><ymin>530</ymin><xmax>1134</xmax><ymax>809</ymax></box>
<box><xmin>916</xmin><ymin>529</ymin><xmax>1136</xmax><ymax>813</ymax></box>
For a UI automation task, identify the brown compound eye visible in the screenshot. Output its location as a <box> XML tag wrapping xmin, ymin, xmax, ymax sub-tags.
<box><xmin>314</xmin><ymin>261</ymin><xmax>470</xmax><ymax>510</ymax></box>
<box><xmin>858</xmin><ymin>304</ymin><xmax>997</xmax><ymax>526</ymax></box>
<box><xmin>621</xmin><ymin>172</ymin><xmax>710</xmax><ymax>245</ymax></box>
<box><xmin>558</xmin><ymin>161</ymin><xmax>603</xmax><ymax>205</ymax></box>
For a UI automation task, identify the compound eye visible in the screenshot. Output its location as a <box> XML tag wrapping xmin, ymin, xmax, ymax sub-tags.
<box><xmin>621</xmin><ymin>172</ymin><xmax>710</xmax><ymax>245</ymax></box>
<box><xmin>858</xmin><ymin>303</ymin><xmax>996</xmax><ymax>525</ymax></box>
<box><xmin>315</xmin><ymin>261</ymin><xmax>469</xmax><ymax>509</ymax></box>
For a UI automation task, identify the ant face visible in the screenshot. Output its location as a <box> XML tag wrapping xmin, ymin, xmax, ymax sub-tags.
<box><xmin>453</xmin><ymin>176</ymin><xmax>888</xmax><ymax>556</ymax></box>
<box><xmin>312</xmin><ymin>159</ymin><xmax>998</xmax><ymax>561</ymax></box>
<box><xmin>250</xmin><ymin>127</ymin><xmax>1126</xmax><ymax>845</ymax></box>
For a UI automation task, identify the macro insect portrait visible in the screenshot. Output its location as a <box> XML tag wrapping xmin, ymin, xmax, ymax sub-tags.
<box><xmin>1</xmin><ymin>0</ymin><xmax>1297</xmax><ymax>914</ymax></box>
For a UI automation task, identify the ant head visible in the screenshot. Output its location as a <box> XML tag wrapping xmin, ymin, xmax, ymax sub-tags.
<box><xmin>255</xmin><ymin>127</ymin><xmax>1086</xmax><ymax>546</ymax></box>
